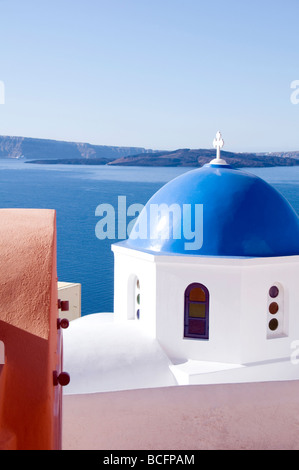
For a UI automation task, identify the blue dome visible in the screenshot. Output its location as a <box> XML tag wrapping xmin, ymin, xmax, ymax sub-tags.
<box><xmin>125</xmin><ymin>164</ymin><xmax>299</xmax><ymax>258</ymax></box>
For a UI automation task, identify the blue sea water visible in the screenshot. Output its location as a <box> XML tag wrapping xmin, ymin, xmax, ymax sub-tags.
<box><xmin>0</xmin><ymin>159</ymin><xmax>298</xmax><ymax>316</ymax></box>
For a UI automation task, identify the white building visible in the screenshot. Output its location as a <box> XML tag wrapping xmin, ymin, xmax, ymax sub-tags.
<box><xmin>111</xmin><ymin>133</ymin><xmax>299</xmax><ymax>385</ymax></box>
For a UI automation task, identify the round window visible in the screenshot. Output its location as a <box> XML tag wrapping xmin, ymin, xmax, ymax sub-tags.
<box><xmin>269</xmin><ymin>286</ymin><xmax>279</xmax><ymax>298</ymax></box>
<box><xmin>269</xmin><ymin>302</ymin><xmax>279</xmax><ymax>314</ymax></box>
<box><xmin>269</xmin><ymin>318</ymin><xmax>279</xmax><ymax>331</ymax></box>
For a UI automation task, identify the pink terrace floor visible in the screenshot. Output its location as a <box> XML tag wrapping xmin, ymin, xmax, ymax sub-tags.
<box><xmin>62</xmin><ymin>380</ymin><xmax>299</xmax><ymax>450</ymax></box>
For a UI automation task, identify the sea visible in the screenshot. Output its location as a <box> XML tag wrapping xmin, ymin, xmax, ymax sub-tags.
<box><xmin>0</xmin><ymin>159</ymin><xmax>298</xmax><ymax>316</ymax></box>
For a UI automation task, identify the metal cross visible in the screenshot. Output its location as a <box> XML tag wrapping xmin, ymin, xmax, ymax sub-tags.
<box><xmin>213</xmin><ymin>131</ymin><xmax>224</xmax><ymax>161</ymax></box>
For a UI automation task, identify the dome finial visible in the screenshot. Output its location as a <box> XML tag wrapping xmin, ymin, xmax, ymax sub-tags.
<box><xmin>210</xmin><ymin>131</ymin><xmax>228</xmax><ymax>165</ymax></box>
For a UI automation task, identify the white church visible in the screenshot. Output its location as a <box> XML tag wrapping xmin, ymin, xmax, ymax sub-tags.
<box><xmin>64</xmin><ymin>132</ymin><xmax>299</xmax><ymax>394</ymax></box>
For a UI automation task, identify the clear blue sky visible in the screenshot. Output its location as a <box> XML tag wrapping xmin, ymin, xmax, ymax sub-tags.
<box><xmin>0</xmin><ymin>0</ymin><xmax>298</xmax><ymax>152</ymax></box>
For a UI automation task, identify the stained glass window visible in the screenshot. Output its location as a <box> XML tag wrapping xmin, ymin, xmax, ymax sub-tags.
<box><xmin>184</xmin><ymin>283</ymin><xmax>209</xmax><ymax>340</ymax></box>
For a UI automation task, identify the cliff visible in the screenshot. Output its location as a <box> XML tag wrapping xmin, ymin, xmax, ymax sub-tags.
<box><xmin>0</xmin><ymin>135</ymin><xmax>155</xmax><ymax>161</ymax></box>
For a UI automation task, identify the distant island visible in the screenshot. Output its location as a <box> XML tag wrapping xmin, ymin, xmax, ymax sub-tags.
<box><xmin>106</xmin><ymin>149</ymin><xmax>299</xmax><ymax>168</ymax></box>
<box><xmin>27</xmin><ymin>149</ymin><xmax>299</xmax><ymax>169</ymax></box>
<box><xmin>0</xmin><ymin>135</ymin><xmax>298</xmax><ymax>168</ymax></box>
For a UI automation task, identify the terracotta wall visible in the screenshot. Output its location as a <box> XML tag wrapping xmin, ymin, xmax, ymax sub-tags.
<box><xmin>0</xmin><ymin>209</ymin><xmax>60</xmax><ymax>449</ymax></box>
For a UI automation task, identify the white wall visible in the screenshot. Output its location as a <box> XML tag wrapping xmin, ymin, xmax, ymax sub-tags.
<box><xmin>58</xmin><ymin>282</ymin><xmax>81</xmax><ymax>321</ymax></box>
<box><xmin>112</xmin><ymin>245</ymin><xmax>157</xmax><ymax>337</ymax></box>
<box><xmin>239</xmin><ymin>257</ymin><xmax>299</xmax><ymax>364</ymax></box>
<box><xmin>155</xmin><ymin>257</ymin><xmax>243</xmax><ymax>363</ymax></box>
<box><xmin>113</xmin><ymin>244</ymin><xmax>299</xmax><ymax>367</ymax></box>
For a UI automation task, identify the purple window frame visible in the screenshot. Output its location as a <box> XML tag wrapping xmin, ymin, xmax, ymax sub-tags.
<box><xmin>184</xmin><ymin>283</ymin><xmax>209</xmax><ymax>340</ymax></box>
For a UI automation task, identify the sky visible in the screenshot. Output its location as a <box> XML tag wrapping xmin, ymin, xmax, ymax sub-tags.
<box><xmin>0</xmin><ymin>0</ymin><xmax>299</xmax><ymax>152</ymax></box>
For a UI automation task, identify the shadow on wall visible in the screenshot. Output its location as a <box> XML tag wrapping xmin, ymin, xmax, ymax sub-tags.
<box><xmin>0</xmin><ymin>320</ymin><xmax>55</xmax><ymax>449</ymax></box>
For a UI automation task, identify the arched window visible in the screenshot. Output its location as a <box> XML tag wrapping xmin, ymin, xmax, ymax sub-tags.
<box><xmin>127</xmin><ymin>274</ymin><xmax>140</xmax><ymax>320</ymax></box>
<box><xmin>184</xmin><ymin>283</ymin><xmax>209</xmax><ymax>340</ymax></box>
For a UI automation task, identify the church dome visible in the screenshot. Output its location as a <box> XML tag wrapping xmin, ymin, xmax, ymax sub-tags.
<box><xmin>125</xmin><ymin>163</ymin><xmax>299</xmax><ymax>258</ymax></box>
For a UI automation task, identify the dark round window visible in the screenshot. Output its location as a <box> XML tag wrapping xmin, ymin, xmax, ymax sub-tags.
<box><xmin>269</xmin><ymin>302</ymin><xmax>279</xmax><ymax>314</ymax></box>
<box><xmin>269</xmin><ymin>318</ymin><xmax>279</xmax><ymax>331</ymax></box>
<box><xmin>136</xmin><ymin>309</ymin><xmax>140</xmax><ymax>320</ymax></box>
<box><xmin>269</xmin><ymin>286</ymin><xmax>279</xmax><ymax>298</ymax></box>
<box><xmin>137</xmin><ymin>294</ymin><xmax>140</xmax><ymax>305</ymax></box>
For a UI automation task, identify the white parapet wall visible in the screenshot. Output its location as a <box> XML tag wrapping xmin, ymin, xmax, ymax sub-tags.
<box><xmin>62</xmin><ymin>380</ymin><xmax>299</xmax><ymax>450</ymax></box>
<box><xmin>58</xmin><ymin>282</ymin><xmax>81</xmax><ymax>322</ymax></box>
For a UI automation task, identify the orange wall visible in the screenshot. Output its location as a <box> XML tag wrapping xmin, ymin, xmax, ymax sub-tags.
<box><xmin>0</xmin><ymin>209</ymin><xmax>60</xmax><ymax>449</ymax></box>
